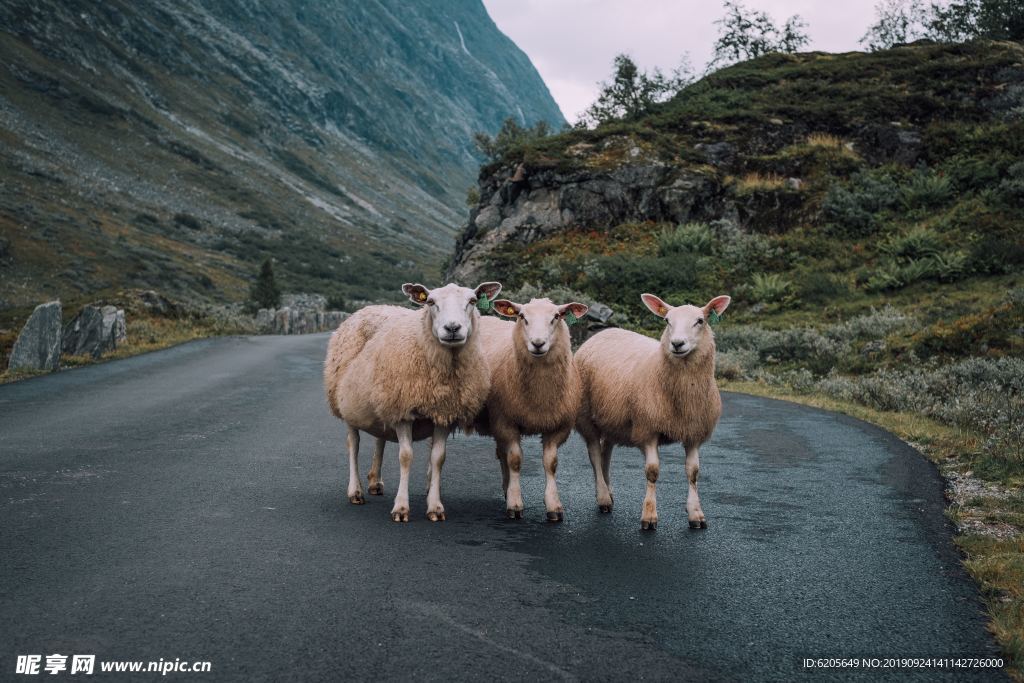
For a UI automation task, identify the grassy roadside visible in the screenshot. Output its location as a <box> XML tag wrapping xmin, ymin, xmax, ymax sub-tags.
<box><xmin>721</xmin><ymin>379</ymin><xmax>1023</xmax><ymax>681</ymax></box>
<box><xmin>0</xmin><ymin>295</ymin><xmax>253</xmax><ymax>385</ymax></box>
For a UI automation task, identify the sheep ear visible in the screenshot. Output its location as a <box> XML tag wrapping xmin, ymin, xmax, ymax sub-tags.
<box><xmin>492</xmin><ymin>299</ymin><xmax>520</xmax><ymax>318</ymax></box>
<box><xmin>641</xmin><ymin>293</ymin><xmax>671</xmax><ymax>318</ymax></box>
<box><xmin>704</xmin><ymin>295</ymin><xmax>731</xmax><ymax>316</ymax></box>
<box><xmin>402</xmin><ymin>283</ymin><xmax>430</xmax><ymax>306</ymax></box>
<box><xmin>559</xmin><ymin>302</ymin><xmax>588</xmax><ymax>320</ymax></box>
<box><xmin>475</xmin><ymin>281</ymin><xmax>502</xmax><ymax>302</ymax></box>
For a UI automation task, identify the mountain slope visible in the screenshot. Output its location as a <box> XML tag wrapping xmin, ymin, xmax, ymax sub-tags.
<box><xmin>0</xmin><ymin>0</ymin><xmax>564</xmax><ymax>310</ymax></box>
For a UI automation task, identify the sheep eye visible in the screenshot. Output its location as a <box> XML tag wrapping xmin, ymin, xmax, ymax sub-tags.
<box><xmin>695</xmin><ymin>318</ymin><xmax>704</xmax><ymax>326</ymax></box>
<box><xmin>426</xmin><ymin>299</ymin><xmax>435</xmax><ymax>306</ymax></box>
<box><xmin>520</xmin><ymin>315</ymin><xmax>528</xmax><ymax>323</ymax></box>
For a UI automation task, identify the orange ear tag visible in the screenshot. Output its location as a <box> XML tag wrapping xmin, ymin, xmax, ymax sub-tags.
<box><xmin>659</xmin><ymin>307</ymin><xmax>668</xmax><ymax>316</ymax></box>
<box><xmin>506</xmin><ymin>307</ymin><xmax>516</xmax><ymax>316</ymax></box>
<box><xmin>418</xmin><ymin>292</ymin><xmax>427</xmax><ymax>301</ymax></box>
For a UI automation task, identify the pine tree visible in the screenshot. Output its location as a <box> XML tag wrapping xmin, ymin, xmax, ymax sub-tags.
<box><xmin>250</xmin><ymin>258</ymin><xmax>281</xmax><ymax>310</ymax></box>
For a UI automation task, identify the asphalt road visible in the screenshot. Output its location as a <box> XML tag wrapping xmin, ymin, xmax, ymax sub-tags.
<box><xmin>0</xmin><ymin>333</ymin><xmax>1006</xmax><ymax>681</ymax></box>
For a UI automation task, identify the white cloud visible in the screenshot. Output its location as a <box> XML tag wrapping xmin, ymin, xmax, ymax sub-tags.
<box><xmin>483</xmin><ymin>0</ymin><xmax>880</xmax><ymax>122</ymax></box>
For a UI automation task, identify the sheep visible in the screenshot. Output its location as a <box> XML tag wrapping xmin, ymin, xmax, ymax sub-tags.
<box><xmin>575</xmin><ymin>293</ymin><xmax>731</xmax><ymax>530</ymax></box>
<box><xmin>324</xmin><ymin>281</ymin><xmax>502</xmax><ymax>522</ymax></box>
<box><xmin>472</xmin><ymin>298</ymin><xmax>589</xmax><ymax>521</ymax></box>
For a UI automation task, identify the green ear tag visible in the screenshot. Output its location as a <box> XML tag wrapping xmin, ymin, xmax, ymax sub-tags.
<box><xmin>565</xmin><ymin>311</ymin><xmax>579</xmax><ymax>326</ymax></box>
<box><xmin>709</xmin><ymin>309</ymin><xmax>721</xmax><ymax>326</ymax></box>
<box><xmin>477</xmin><ymin>294</ymin><xmax>492</xmax><ymax>313</ymax></box>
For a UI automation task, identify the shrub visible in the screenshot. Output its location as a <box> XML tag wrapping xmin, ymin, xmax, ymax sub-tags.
<box><xmin>747</xmin><ymin>272</ymin><xmax>792</xmax><ymax>303</ymax></box>
<box><xmin>173</xmin><ymin>213</ymin><xmax>203</xmax><ymax>231</ymax></box>
<box><xmin>710</xmin><ymin>219</ymin><xmax>783</xmax><ymax>275</ymax></box>
<box><xmin>822</xmin><ymin>170</ymin><xmax>900</xmax><ymax>236</ymax></box>
<box><xmin>798</xmin><ymin>271</ymin><xmax>849</xmax><ymax>304</ymax></box>
<box><xmin>878</xmin><ymin>227</ymin><xmax>943</xmax><ymax>262</ymax></box>
<box><xmin>658</xmin><ymin>222</ymin><xmax>712</xmax><ymax>255</ymax></box>
<box><xmin>900</xmin><ymin>168</ymin><xmax>952</xmax><ymax>209</ymax></box>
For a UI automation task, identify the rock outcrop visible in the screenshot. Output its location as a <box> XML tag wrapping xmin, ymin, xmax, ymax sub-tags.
<box><xmin>255</xmin><ymin>293</ymin><xmax>347</xmax><ymax>334</ymax></box>
<box><xmin>449</xmin><ymin>161</ymin><xmax>724</xmax><ymax>282</ymax></box>
<box><xmin>8</xmin><ymin>301</ymin><xmax>62</xmax><ymax>371</ymax></box>
<box><xmin>62</xmin><ymin>305</ymin><xmax>127</xmax><ymax>358</ymax></box>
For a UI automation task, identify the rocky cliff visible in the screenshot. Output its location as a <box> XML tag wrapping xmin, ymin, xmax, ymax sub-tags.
<box><xmin>0</xmin><ymin>0</ymin><xmax>564</xmax><ymax>312</ymax></box>
<box><xmin>447</xmin><ymin>42</ymin><xmax>1024</xmax><ymax>311</ymax></box>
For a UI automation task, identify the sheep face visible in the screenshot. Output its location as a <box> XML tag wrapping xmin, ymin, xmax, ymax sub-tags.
<box><xmin>403</xmin><ymin>281</ymin><xmax>502</xmax><ymax>348</ymax></box>
<box><xmin>493</xmin><ymin>298</ymin><xmax>589</xmax><ymax>357</ymax></box>
<box><xmin>641</xmin><ymin>293</ymin><xmax>731</xmax><ymax>360</ymax></box>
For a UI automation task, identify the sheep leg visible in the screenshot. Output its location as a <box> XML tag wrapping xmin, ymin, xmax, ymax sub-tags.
<box><xmin>685</xmin><ymin>445</ymin><xmax>707</xmax><ymax>529</ymax></box>
<box><xmin>586</xmin><ymin>437</ymin><xmax>614</xmax><ymax>513</ymax></box>
<box><xmin>390</xmin><ymin>422</ymin><xmax>413</xmax><ymax>523</ymax></box>
<box><xmin>504</xmin><ymin>440</ymin><xmax>525</xmax><ymax>519</ymax></box>
<box><xmin>541</xmin><ymin>437</ymin><xmax>564</xmax><ymax>523</ymax></box>
<box><xmin>496</xmin><ymin>442</ymin><xmax>510</xmax><ymax>496</ymax></box>
<box><xmin>600</xmin><ymin>439</ymin><xmax>614</xmax><ymax>499</ymax></box>
<box><xmin>640</xmin><ymin>441</ymin><xmax>659</xmax><ymax>530</ymax></box>
<box><xmin>426</xmin><ymin>425</ymin><xmax>449</xmax><ymax>522</ymax></box>
<box><xmin>367</xmin><ymin>437</ymin><xmax>385</xmax><ymax>496</ymax></box>
<box><xmin>346</xmin><ymin>426</ymin><xmax>364</xmax><ymax>505</ymax></box>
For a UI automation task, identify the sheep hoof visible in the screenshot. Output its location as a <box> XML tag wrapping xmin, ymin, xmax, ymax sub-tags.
<box><xmin>506</xmin><ymin>509</ymin><xmax>523</xmax><ymax>520</ymax></box>
<box><xmin>368</xmin><ymin>483</ymin><xmax>384</xmax><ymax>496</ymax></box>
<box><xmin>545</xmin><ymin>511</ymin><xmax>564</xmax><ymax>523</ymax></box>
<box><xmin>348</xmin><ymin>492</ymin><xmax>365</xmax><ymax>505</ymax></box>
<box><xmin>390</xmin><ymin>510</ymin><xmax>409</xmax><ymax>523</ymax></box>
<box><xmin>427</xmin><ymin>510</ymin><xmax>446</xmax><ymax>522</ymax></box>
<box><xmin>598</xmin><ymin>504</ymin><xmax>613</xmax><ymax>514</ymax></box>
<box><xmin>641</xmin><ymin>520</ymin><xmax>657</xmax><ymax>531</ymax></box>
<box><xmin>689</xmin><ymin>520</ymin><xmax>708</xmax><ymax>530</ymax></box>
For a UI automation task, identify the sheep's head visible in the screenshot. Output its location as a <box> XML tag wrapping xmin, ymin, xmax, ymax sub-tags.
<box><xmin>641</xmin><ymin>293</ymin><xmax>731</xmax><ymax>360</ymax></box>
<box><xmin>493</xmin><ymin>298</ymin><xmax>588</xmax><ymax>358</ymax></box>
<box><xmin>403</xmin><ymin>281</ymin><xmax>502</xmax><ymax>348</ymax></box>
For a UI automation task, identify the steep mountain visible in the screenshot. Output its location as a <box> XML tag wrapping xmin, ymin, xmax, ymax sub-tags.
<box><xmin>0</xmin><ymin>0</ymin><xmax>564</xmax><ymax>311</ymax></box>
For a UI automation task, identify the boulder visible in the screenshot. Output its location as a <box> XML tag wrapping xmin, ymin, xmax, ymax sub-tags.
<box><xmin>281</xmin><ymin>293</ymin><xmax>327</xmax><ymax>312</ymax></box>
<box><xmin>62</xmin><ymin>305</ymin><xmax>124</xmax><ymax>358</ymax></box>
<box><xmin>136</xmin><ymin>290</ymin><xmax>179</xmax><ymax>317</ymax></box>
<box><xmin>255</xmin><ymin>308</ymin><xmax>274</xmax><ymax>333</ymax></box>
<box><xmin>102</xmin><ymin>306</ymin><xmax>127</xmax><ymax>345</ymax></box>
<box><xmin>273</xmin><ymin>307</ymin><xmax>291</xmax><ymax>334</ymax></box>
<box><xmin>8</xmin><ymin>301</ymin><xmax>62</xmax><ymax>372</ymax></box>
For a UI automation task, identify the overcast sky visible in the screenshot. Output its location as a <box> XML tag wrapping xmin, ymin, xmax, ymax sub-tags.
<box><xmin>482</xmin><ymin>0</ymin><xmax>881</xmax><ymax>123</ymax></box>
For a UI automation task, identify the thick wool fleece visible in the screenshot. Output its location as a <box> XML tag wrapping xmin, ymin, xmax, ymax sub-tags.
<box><xmin>575</xmin><ymin>327</ymin><xmax>721</xmax><ymax>449</ymax></box>
<box><xmin>332</xmin><ymin>306</ymin><xmax>491</xmax><ymax>435</ymax></box>
<box><xmin>323</xmin><ymin>305</ymin><xmax>408</xmax><ymax>420</ymax></box>
<box><xmin>473</xmin><ymin>315</ymin><xmax>581</xmax><ymax>444</ymax></box>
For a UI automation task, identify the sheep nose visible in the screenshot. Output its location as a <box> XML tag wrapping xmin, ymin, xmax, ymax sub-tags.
<box><xmin>672</xmin><ymin>340</ymin><xmax>687</xmax><ymax>351</ymax></box>
<box><xmin>531</xmin><ymin>339</ymin><xmax>545</xmax><ymax>349</ymax></box>
<box><xmin>444</xmin><ymin>322</ymin><xmax>462</xmax><ymax>334</ymax></box>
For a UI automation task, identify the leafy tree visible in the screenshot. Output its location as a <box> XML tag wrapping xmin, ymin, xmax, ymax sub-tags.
<box><xmin>250</xmin><ymin>258</ymin><xmax>281</xmax><ymax>310</ymax></box>
<box><xmin>861</xmin><ymin>0</ymin><xmax>1024</xmax><ymax>49</ymax></box>
<box><xmin>473</xmin><ymin>118</ymin><xmax>551</xmax><ymax>163</ymax></box>
<box><xmin>930</xmin><ymin>0</ymin><xmax>1024</xmax><ymax>41</ymax></box>
<box><xmin>579</xmin><ymin>54</ymin><xmax>693</xmax><ymax>127</ymax></box>
<box><xmin>860</xmin><ymin>0</ymin><xmax>931</xmax><ymax>50</ymax></box>
<box><xmin>708</xmin><ymin>1</ymin><xmax>809</xmax><ymax>69</ymax></box>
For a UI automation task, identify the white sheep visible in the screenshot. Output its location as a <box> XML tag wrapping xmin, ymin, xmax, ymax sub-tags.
<box><xmin>575</xmin><ymin>293</ymin><xmax>731</xmax><ymax>530</ymax></box>
<box><xmin>472</xmin><ymin>298</ymin><xmax>589</xmax><ymax>521</ymax></box>
<box><xmin>324</xmin><ymin>281</ymin><xmax>501</xmax><ymax>522</ymax></box>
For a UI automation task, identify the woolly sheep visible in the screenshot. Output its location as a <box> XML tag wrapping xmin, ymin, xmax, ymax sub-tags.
<box><xmin>472</xmin><ymin>298</ymin><xmax>589</xmax><ymax>521</ymax></box>
<box><xmin>575</xmin><ymin>293</ymin><xmax>731</xmax><ymax>530</ymax></box>
<box><xmin>324</xmin><ymin>281</ymin><xmax>502</xmax><ymax>522</ymax></box>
